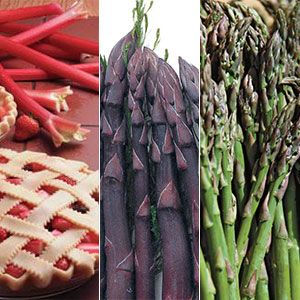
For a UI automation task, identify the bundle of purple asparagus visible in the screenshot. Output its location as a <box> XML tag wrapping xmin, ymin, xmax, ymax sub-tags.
<box><xmin>100</xmin><ymin>1</ymin><xmax>199</xmax><ymax>299</ymax></box>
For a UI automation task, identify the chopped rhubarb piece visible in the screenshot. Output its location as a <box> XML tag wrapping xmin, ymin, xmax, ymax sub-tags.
<box><xmin>52</xmin><ymin>216</ymin><xmax>73</xmax><ymax>231</ymax></box>
<box><xmin>0</xmin><ymin>22</ymin><xmax>99</xmax><ymax>56</ymax></box>
<box><xmin>0</xmin><ymin>156</ymin><xmax>8</xmax><ymax>163</ymax></box>
<box><xmin>6</xmin><ymin>63</ymin><xmax>99</xmax><ymax>81</ymax></box>
<box><xmin>0</xmin><ymin>4</ymin><xmax>63</xmax><ymax>24</ymax></box>
<box><xmin>0</xmin><ymin>36</ymin><xmax>99</xmax><ymax>91</ymax></box>
<box><xmin>82</xmin><ymin>232</ymin><xmax>99</xmax><ymax>243</ymax></box>
<box><xmin>9</xmin><ymin>203</ymin><xmax>30</xmax><ymax>219</ymax></box>
<box><xmin>24</xmin><ymin>162</ymin><xmax>46</xmax><ymax>172</ymax></box>
<box><xmin>5</xmin><ymin>264</ymin><xmax>25</xmax><ymax>278</ymax></box>
<box><xmin>24</xmin><ymin>86</ymin><xmax>73</xmax><ymax>113</ymax></box>
<box><xmin>0</xmin><ymin>64</ymin><xmax>89</xmax><ymax>147</ymax></box>
<box><xmin>5</xmin><ymin>2</ymin><xmax>87</xmax><ymax>49</ymax></box>
<box><xmin>56</xmin><ymin>175</ymin><xmax>77</xmax><ymax>186</ymax></box>
<box><xmin>77</xmin><ymin>243</ymin><xmax>99</xmax><ymax>254</ymax></box>
<box><xmin>23</xmin><ymin>239</ymin><xmax>45</xmax><ymax>256</ymax></box>
<box><xmin>0</xmin><ymin>227</ymin><xmax>8</xmax><ymax>242</ymax></box>
<box><xmin>55</xmin><ymin>257</ymin><xmax>70</xmax><ymax>271</ymax></box>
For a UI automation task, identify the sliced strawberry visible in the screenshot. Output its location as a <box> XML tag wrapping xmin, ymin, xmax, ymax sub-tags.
<box><xmin>77</xmin><ymin>243</ymin><xmax>99</xmax><ymax>254</ymax></box>
<box><xmin>52</xmin><ymin>216</ymin><xmax>73</xmax><ymax>231</ymax></box>
<box><xmin>23</xmin><ymin>239</ymin><xmax>45</xmax><ymax>256</ymax></box>
<box><xmin>5</xmin><ymin>264</ymin><xmax>25</xmax><ymax>278</ymax></box>
<box><xmin>55</xmin><ymin>257</ymin><xmax>70</xmax><ymax>271</ymax></box>
<box><xmin>0</xmin><ymin>227</ymin><xmax>8</xmax><ymax>242</ymax></box>
<box><xmin>56</xmin><ymin>175</ymin><xmax>76</xmax><ymax>186</ymax></box>
<box><xmin>24</xmin><ymin>162</ymin><xmax>45</xmax><ymax>172</ymax></box>
<box><xmin>82</xmin><ymin>232</ymin><xmax>99</xmax><ymax>243</ymax></box>
<box><xmin>9</xmin><ymin>203</ymin><xmax>30</xmax><ymax>219</ymax></box>
<box><xmin>0</xmin><ymin>156</ymin><xmax>9</xmax><ymax>164</ymax></box>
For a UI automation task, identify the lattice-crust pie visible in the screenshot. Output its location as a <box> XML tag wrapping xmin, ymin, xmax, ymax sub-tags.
<box><xmin>0</xmin><ymin>148</ymin><xmax>99</xmax><ymax>291</ymax></box>
<box><xmin>0</xmin><ymin>87</ymin><xmax>17</xmax><ymax>138</ymax></box>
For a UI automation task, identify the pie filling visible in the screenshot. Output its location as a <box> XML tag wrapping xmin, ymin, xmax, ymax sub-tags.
<box><xmin>0</xmin><ymin>149</ymin><xmax>99</xmax><ymax>291</ymax></box>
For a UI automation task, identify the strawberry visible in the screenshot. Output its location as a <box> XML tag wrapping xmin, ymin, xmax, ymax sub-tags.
<box><xmin>0</xmin><ymin>156</ymin><xmax>8</xmax><ymax>164</ymax></box>
<box><xmin>0</xmin><ymin>227</ymin><xmax>8</xmax><ymax>242</ymax></box>
<box><xmin>52</xmin><ymin>216</ymin><xmax>73</xmax><ymax>231</ymax></box>
<box><xmin>9</xmin><ymin>203</ymin><xmax>30</xmax><ymax>219</ymax></box>
<box><xmin>24</xmin><ymin>162</ymin><xmax>45</xmax><ymax>172</ymax></box>
<box><xmin>23</xmin><ymin>239</ymin><xmax>45</xmax><ymax>256</ymax></box>
<box><xmin>56</xmin><ymin>175</ymin><xmax>77</xmax><ymax>186</ymax></box>
<box><xmin>14</xmin><ymin>115</ymin><xmax>40</xmax><ymax>142</ymax></box>
<box><xmin>5</xmin><ymin>264</ymin><xmax>25</xmax><ymax>278</ymax></box>
<box><xmin>55</xmin><ymin>257</ymin><xmax>70</xmax><ymax>271</ymax></box>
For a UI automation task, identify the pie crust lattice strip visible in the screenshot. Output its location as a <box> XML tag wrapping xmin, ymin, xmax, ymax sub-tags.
<box><xmin>0</xmin><ymin>148</ymin><xmax>99</xmax><ymax>291</ymax></box>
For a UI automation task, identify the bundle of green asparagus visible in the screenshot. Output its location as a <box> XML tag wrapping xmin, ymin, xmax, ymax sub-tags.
<box><xmin>200</xmin><ymin>0</ymin><xmax>300</xmax><ymax>299</ymax></box>
<box><xmin>101</xmin><ymin>1</ymin><xmax>199</xmax><ymax>298</ymax></box>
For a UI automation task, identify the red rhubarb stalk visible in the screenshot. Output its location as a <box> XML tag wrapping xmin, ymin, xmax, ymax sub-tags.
<box><xmin>0</xmin><ymin>3</ymin><xmax>63</xmax><ymax>23</ymax></box>
<box><xmin>0</xmin><ymin>35</ymin><xmax>99</xmax><ymax>91</ymax></box>
<box><xmin>0</xmin><ymin>22</ymin><xmax>99</xmax><ymax>56</ymax></box>
<box><xmin>8</xmin><ymin>2</ymin><xmax>87</xmax><ymax>48</ymax></box>
<box><xmin>24</xmin><ymin>86</ymin><xmax>73</xmax><ymax>113</ymax></box>
<box><xmin>32</xmin><ymin>43</ymin><xmax>81</xmax><ymax>61</ymax></box>
<box><xmin>6</xmin><ymin>63</ymin><xmax>99</xmax><ymax>81</ymax></box>
<box><xmin>0</xmin><ymin>63</ymin><xmax>89</xmax><ymax>147</ymax></box>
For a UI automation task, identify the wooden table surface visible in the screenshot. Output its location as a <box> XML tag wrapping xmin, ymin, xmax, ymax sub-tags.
<box><xmin>0</xmin><ymin>17</ymin><xmax>99</xmax><ymax>299</ymax></box>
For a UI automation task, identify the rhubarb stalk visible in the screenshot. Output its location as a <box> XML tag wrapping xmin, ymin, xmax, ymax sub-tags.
<box><xmin>6</xmin><ymin>63</ymin><xmax>99</xmax><ymax>81</ymax></box>
<box><xmin>101</xmin><ymin>33</ymin><xmax>136</xmax><ymax>299</ymax></box>
<box><xmin>0</xmin><ymin>63</ymin><xmax>88</xmax><ymax>147</ymax></box>
<box><xmin>0</xmin><ymin>3</ymin><xmax>63</xmax><ymax>23</ymax></box>
<box><xmin>32</xmin><ymin>43</ymin><xmax>81</xmax><ymax>61</ymax></box>
<box><xmin>0</xmin><ymin>22</ymin><xmax>99</xmax><ymax>56</ymax></box>
<box><xmin>5</xmin><ymin>2</ymin><xmax>87</xmax><ymax>49</ymax></box>
<box><xmin>0</xmin><ymin>35</ymin><xmax>99</xmax><ymax>91</ymax></box>
<box><xmin>24</xmin><ymin>86</ymin><xmax>73</xmax><ymax>113</ymax></box>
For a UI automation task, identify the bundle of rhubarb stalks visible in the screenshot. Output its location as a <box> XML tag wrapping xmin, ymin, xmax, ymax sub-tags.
<box><xmin>200</xmin><ymin>0</ymin><xmax>300</xmax><ymax>299</ymax></box>
<box><xmin>100</xmin><ymin>1</ymin><xmax>199</xmax><ymax>299</ymax></box>
<box><xmin>0</xmin><ymin>2</ymin><xmax>99</xmax><ymax>146</ymax></box>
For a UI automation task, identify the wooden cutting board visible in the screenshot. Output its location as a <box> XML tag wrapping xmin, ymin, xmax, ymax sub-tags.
<box><xmin>0</xmin><ymin>0</ymin><xmax>99</xmax><ymax>16</ymax></box>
